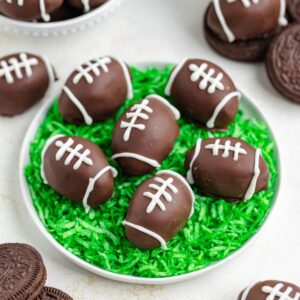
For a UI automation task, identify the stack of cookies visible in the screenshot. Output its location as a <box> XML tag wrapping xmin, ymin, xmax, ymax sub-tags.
<box><xmin>0</xmin><ymin>243</ymin><xmax>73</xmax><ymax>300</ymax></box>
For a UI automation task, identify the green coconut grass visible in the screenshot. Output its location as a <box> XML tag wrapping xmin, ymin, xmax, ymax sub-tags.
<box><xmin>25</xmin><ymin>65</ymin><xmax>278</xmax><ymax>278</ymax></box>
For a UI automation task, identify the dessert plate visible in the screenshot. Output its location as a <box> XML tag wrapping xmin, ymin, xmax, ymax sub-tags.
<box><xmin>0</xmin><ymin>0</ymin><xmax>124</xmax><ymax>37</ymax></box>
<box><xmin>19</xmin><ymin>62</ymin><xmax>281</xmax><ymax>284</ymax></box>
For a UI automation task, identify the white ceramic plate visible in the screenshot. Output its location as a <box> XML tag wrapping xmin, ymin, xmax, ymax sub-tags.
<box><xmin>19</xmin><ymin>62</ymin><xmax>281</xmax><ymax>285</ymax></box>
<box><xmin>0</xmin><ymin>0</ymin><xmax>124</xmax><ymax>37</ymax></box>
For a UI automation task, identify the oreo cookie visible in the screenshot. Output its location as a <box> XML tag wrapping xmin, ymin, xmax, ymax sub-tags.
<box><xmin>266</xmin><ymin>24</ymin><xmax>300</xmax><ymax>104</ymax></box>
<box><xmin>0</xmin><ymin>243</ymin><xmax>47</xmax><ymax>300</ymax></box>
<box><xmin>37</xmin><ymin>287</ymin><xmax>73</xmax><ymax>300</ymax></box>
<box><xmin>288</xmin><ymin>0</ymin><xmax>300</xmax><ymax>22</ymax></box>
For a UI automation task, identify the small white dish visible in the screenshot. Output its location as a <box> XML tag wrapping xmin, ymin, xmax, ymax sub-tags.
<box><xmin>0</xmin><ymin>0</ymin><xmax>124</xmax><ymax>37</ymax></box>
<box><xmin>19</xmin><ymin>62</ymin><xmax>281</xmax><ymax>284</ymax></box>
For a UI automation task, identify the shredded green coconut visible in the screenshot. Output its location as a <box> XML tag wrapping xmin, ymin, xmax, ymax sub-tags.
<box><xmin>25</xmin><ymin>65</ymin><xmax>278</xmax><ymax>278</ymax></box>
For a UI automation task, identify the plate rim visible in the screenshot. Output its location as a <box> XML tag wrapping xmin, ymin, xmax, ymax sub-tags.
<box><xmin>0</xmin><ymin>0</ymin><xmax>124</xmax><ymax>36</ymax></box>
<box><xmin>18</xmin><ymin>61</ymin><xmax>281</xmax><ymax>285</ymax></box>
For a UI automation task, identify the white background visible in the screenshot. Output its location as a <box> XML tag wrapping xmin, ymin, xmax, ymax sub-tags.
<box><xmin>0</xmin><ymin>0</ymin><xmax>299</xmax><ymax>299</ymax></box>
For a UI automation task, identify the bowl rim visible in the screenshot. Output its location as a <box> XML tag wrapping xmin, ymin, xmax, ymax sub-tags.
<box><xmin>18</xmin><ymin>61</ymin><xmax>282</xmax><ymax>285</ymax></box>
<box><xmin>0</xmin><ymin>0</ymin><xmax>122</xmax><ymax>30</ymax></box>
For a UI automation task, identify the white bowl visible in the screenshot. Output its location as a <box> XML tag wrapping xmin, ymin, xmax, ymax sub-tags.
<box><xmin>0</xmin><ymin>0</ymin><xmax>124</xmax><ymax>37</ymax></box>
<box><xmin>19</xmin><ymin>61</ymin><xmax>281</xmax><ymax>285</ymax></box>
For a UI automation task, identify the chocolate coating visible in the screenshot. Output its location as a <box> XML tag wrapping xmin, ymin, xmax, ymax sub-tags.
<box><xmin>46</xmin><ymin>3</ymin><xmax>81</xmax><ymax>22</ymax></box>
<box><xmin>185</xmin><ymin>137</ymin><xmax>270</xmax><ymax>201</ymax></box>
<box><xmin>42</xmin><ymin>135</ymin><xmax>115</xmax><ymax>209</ymax></box>
<box><xmin>238</xmin><ymin>280</ymin><xmax>300</xmax><ymax>300</ymax></box>
<box><xmin>59</xmin><ymin>56</ymin><xmax>132</xmax><ymax>124</ymax></box>
<box><xmin>0</xmin><ymin>52</ymin><xmax>55</xmax><ymax>116</ymax></box>
<box><xmin>67</xmin><ymin>0</ymin><xmax>107</xmax><ymax>11</ymax></box>
<box><xmin>124</xmin><ymin>171</ymin><xmax>194</xmax><ymax>250</ymax></box>
<box><xmin>204</xmin><ymin>7</ymin><xmax>281</xmax><ymax>62</ymax></box>
<box><xmin>0</xmin><ymin>0</ymin><xmax>63</xmax><ymax>21</ymax></box>
<box><xmin>206</xmin><ymin>0</ymin><xmax>284</xmax><ymax>42</ymax></box>
<box><xmin>167</xmin><ymin>58</ymin><xmax>239</xmax><ymax>130</ymax></box>
<box><xmin>288</xmin><ymin>0</ymin><xmax>300</xmax><ymax>22</ymax></box>
<box><xmin>112</xmin><ymin>95</ymin><xmax>180</xmax><ymax>176</ymax></box>
<box><xmin>266</xmin><ymin>24</ymin><xmax>300</xmax><ymax>104</ymax></box>
<box><xmin>0</xmin><ymin>243</ymin><xmax>47</xmax><ymax>300</ymax></box>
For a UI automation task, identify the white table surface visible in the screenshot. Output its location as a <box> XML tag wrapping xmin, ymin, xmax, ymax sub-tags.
<box><xmin>0</xmin><ymin>0</ymin><xmax>299</xmax><ymax>299</ymax></box>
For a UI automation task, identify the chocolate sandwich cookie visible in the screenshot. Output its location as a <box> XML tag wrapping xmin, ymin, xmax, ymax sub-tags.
<box><xmin>37</xmin><ymin>287</ymin><xmax>73</xmax><ymax>300</ymax></box>
<box><xmin>204</xmin><ymin>0</ymin><xmax>288</xmax><ymax>62</ymax></box>
<box><xmin>288</xmin><ymin>0</ymin><xmax>300</xmax><ymax>22</ymax></box>
<box><xmin>266</xmin><ymin>24</ymin><xmax>300</xmax><ymax>104</ymax></box>
<box><xmin>0</xmin><ymin>243</ymin><xmax>47</xmax><ymax>300</ymax></box>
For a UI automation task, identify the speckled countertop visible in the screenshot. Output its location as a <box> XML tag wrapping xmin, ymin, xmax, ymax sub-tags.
<box><xmin>0</xmin><ymin>0</ymin><xmax>299</xmax><ymax>299</ymax></box>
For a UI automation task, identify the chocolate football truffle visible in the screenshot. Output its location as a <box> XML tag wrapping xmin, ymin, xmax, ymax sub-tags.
<box><xmin>112</xmin><ymin>95</ymin><xmax>180</xmax><ymax>176</ymax></box>
<box><xmin>47</xmin><ymin>2</ymin><xmax>81</xmax><ymax>22</ymax></box>
<box><xmin>204</xmin><ymin>0</ymin><xmax>288</xmax><ymax>61</ymax></box>
<box><xmin>238</xmin><ymin>280</ymin><xmax>300</xmax><ymax>300</ymax></box>
<box><xmin>123</xmin><ymin>170</ymin><xmax>195</xmax><ymax>250</ymax></box>
<box><xmin>0</xmin><ymin>0</ymin><xmax>63</xmax><ymax>22</ymax></box>
<box><xmin>59</xmin><ymin>56</ymin><xmax>133</xmax><ymax>125</ymax></box>
<box><xmin>0</xmin><ymin>52</ymin><xmax>56</xmax><ymax>116</ymax></box>
<box><xmin>165</xmin><ymin>58</ymin><xmax>240</xmax><ymax>130</ymax></box>
<box><xmin>67</xmin><ymin>0</ymin><xmax>107</xmax><ymax>13</ymax></box>
<box><xmin>185</xmin><ymin>137</ymin><xmax>270</xmax><ymax>202</ymax></box>
<box><xmin>41</xmin><ymin>135</ymin><xmax>118</xmax><ymax>212</ymax></box>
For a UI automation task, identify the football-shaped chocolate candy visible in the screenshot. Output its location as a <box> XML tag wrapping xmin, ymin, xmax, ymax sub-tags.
<box><xmin>41</xmin><ymin>135</ymin><xmax>117</xmax><ymax>212</ymax></box>
<box><xmin>67</xmin><ymin>0</ymin><xmax>107</xmax><ymax>12</ymax></box>
<box><xmin>0</xmin><ymin>52</ymin><xmax>56</xmax><ymax>116</ymax></box>
<box><xmin>112</xmin><ymin>95</ymin><xmax>180</xmax><ymax>176</ymax></box>
<box><xmin>165</xmin><ymin>58</ymin><xmax>240</xmax><ymax>130</ymax></box>
<box><xmin>185</xmin><ymin>137</ymin><xmax>270</xmax><ymax>201</ymax></box>
<box><xmin>0</xmin><ymin>0</ymin><xmax>63</xmax><ymax>22</ymax></box>
<box><xmin>59</xmin><ymin>56</ymin><xmax>133</xmax><ymax>125</ymax></box>
<box><xmin>206</xmin><ymin>0</ymin><xmax>288</xmax><ymax>43</ymax></box>
<box><xmin>123</xmin><ymin>170</ymin><xmax>195</xmax><ymax>250</ymax></box>
<box><xmin>238</xmin><ymin>280</ymin><xmax>300</xmax><ymax>300</ymax></box>
<box><xmin>47</xmin><ymin>2</ymin><xmax>81</xmax><ymax>21</ymax></box>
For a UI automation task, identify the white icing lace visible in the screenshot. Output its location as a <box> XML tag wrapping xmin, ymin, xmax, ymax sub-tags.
<box><xmin>227</xmin><ymin>0</ymin><xmax>259</xmax><ymax>7</ymax></box>
<box><xmin>55</xmin><ymin>138</ymin><xmax>93</xmax><ymax>170</ymax></box>
<box><xmin>262</xmin><ymin>283</ymin><xmax>300</xmax><ymax>300</ymax></box>
<box><xmin>6</xmin><ymin>0</ymin><xmax>24</xmax><ymax>5</ymax></box>
<box><xmin>73</xmin><ymin>57</ymin><xmax>112</xmax><ymax>84</ymax></box>
<box><xmin>81</xmin><ymin>0</ymin><xmax>90</xmax><ymax>12</ymax></box>
<box><xmin>120</xmin><ymin>99</ymin><xmax>153</xmax><ymax>142</ymax></box>
<box><xmin>189</xmin><ymin>63</ymin><xmax>224</xmax><ymax>94</ymax></box>
<box><xmin>0</xmin><ymin>53</ymin><xmax>38</xmax><ymax>84</ymax></box>
<box><xmin>205</xmin><ymin>139</ymin><xmax>247</xmax><ymax>161</ymax></box>
<box><xmin>143</xmin><ymin>176</ymin><xmax>178</xmax><ymax>214</ymax></box>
